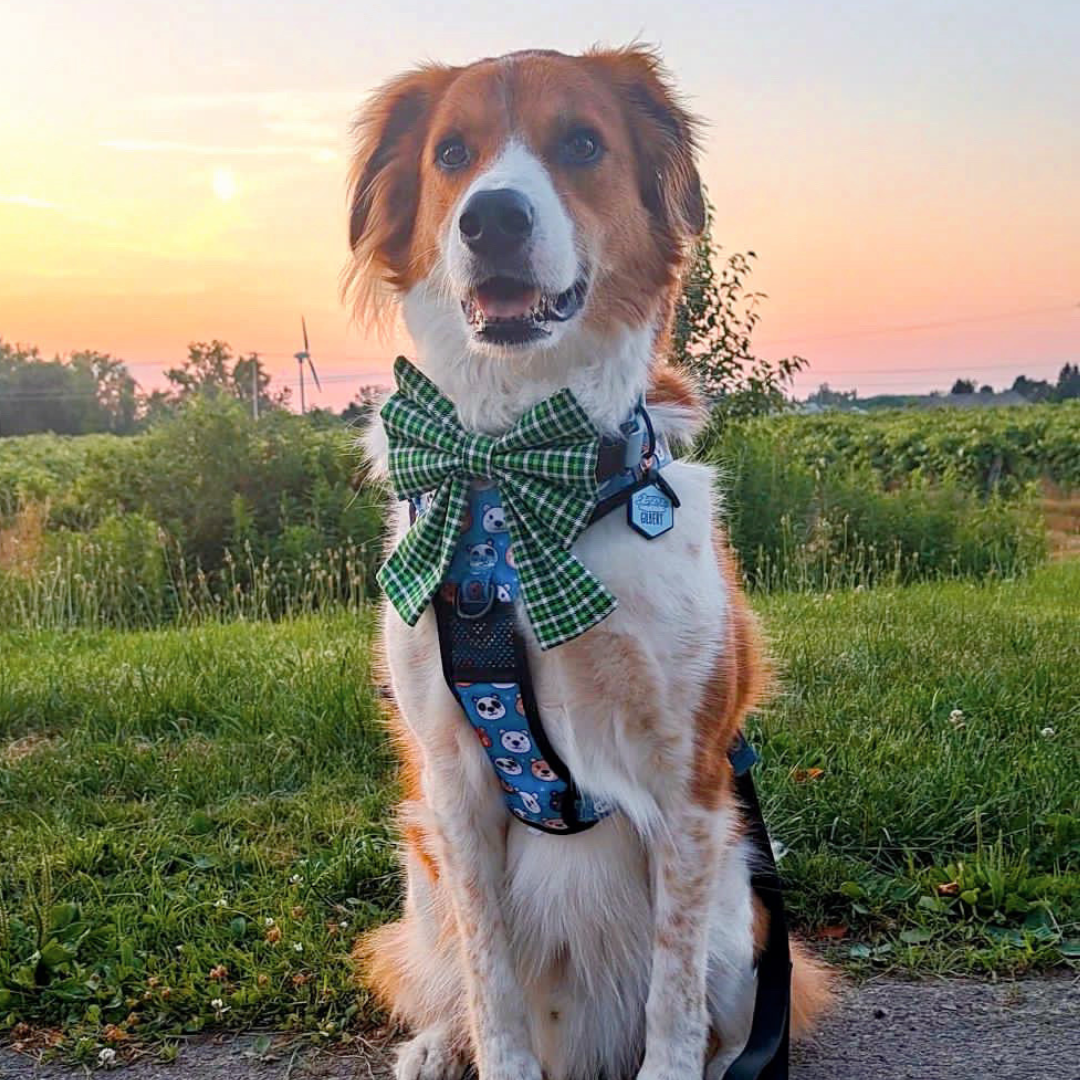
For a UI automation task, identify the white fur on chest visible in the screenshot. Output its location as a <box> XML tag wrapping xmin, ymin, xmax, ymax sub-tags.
<box><xmin>526</xmin><ymin>459</ymin><xmax>725</xmax><ymax>831</ymax></box>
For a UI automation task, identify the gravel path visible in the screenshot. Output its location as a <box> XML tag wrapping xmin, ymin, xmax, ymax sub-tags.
<box><xmin>2</xmin><ymin>976</ymin><xmax>1077</xmax><ymax>1080</ymax></box>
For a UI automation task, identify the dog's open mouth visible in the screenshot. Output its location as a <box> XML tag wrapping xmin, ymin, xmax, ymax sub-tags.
<box><xmin>462</xmin><ymin>276</ymin><xmax>589</xmax><ymax>346</ymax></box>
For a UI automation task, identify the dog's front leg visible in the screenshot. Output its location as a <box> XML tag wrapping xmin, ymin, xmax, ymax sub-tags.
<box><xmin>637</xmin><ymin>807</ymin><xmax>723</xmax><ymax>1080</ymax></box>
<box><xmin>429</xmin><ymin>776</ymin><xmax>540</xmax><ymax>1080</ymax></box>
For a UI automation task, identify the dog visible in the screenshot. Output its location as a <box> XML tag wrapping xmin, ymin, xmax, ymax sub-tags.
<box><xmin>348</xmin><ymin>46</ymin><xmax>832</xmax><ymax>1080</ymax></box>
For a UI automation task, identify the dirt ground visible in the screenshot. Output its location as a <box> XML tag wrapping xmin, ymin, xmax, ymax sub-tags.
<box><xmin>2</xmin><ymin>975</ymin><xmax>1077</xmax><ymax>1080</ymax></box>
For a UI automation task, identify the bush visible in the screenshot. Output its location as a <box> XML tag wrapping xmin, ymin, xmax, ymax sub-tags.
<box><xmin>1</xmin><ymin>399</ymin><xmax>384</xmax><ymax>628</ymax></box>
<box><xmin>703</xmin><ymin>421</ymin><xmax>1046</xmax><ymax>590</ymax></box>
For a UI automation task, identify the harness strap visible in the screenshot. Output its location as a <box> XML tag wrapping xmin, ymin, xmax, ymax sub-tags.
<box><xmin>723</xmin><ymin>764</ymin><xmax>791</xmax><ymax>1080</ymax></box>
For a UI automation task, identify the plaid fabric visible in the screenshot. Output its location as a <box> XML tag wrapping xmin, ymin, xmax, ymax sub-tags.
<box><xmin>377</xmin><ymin>357</ymin><xmax>617</xmax><ymax>650</ymax></box>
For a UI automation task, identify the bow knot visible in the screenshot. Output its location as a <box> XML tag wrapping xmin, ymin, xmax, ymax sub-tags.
<box><xmin>460</xmin><ymin>432</ymin><xmax>497</xmax><ymax>479</ymax></box>
<box><xmin>376</xmin><ymin>357</ymin><xmax>618</xmax><ymax>650</ymax></box>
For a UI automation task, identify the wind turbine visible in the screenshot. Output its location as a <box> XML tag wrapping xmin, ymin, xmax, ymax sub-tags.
<box><xmin>294</xmin><ymin>317</ymin><xmax>322</xmax><ymax>415</ymax></box>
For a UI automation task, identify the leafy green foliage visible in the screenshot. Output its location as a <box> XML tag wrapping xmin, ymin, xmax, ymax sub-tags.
<box><xmin>669</xmin><ymin>204</ymin><xmax>805</xmax><ymax>418</ymax></box>
<box><xmin>701</xmin><ymin>419</ymin><xmax>1047</xmax><ymax>590</ymax></box>
<box><xmin>703</xmin><ymin>403</ymin><xmax>1080</xmax><ymax>497</ymax></box>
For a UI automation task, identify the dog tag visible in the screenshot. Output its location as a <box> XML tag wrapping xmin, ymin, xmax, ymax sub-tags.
<box><xmin>628</xmin><ymin>484</ymin><xmax>675</xmax><ymax>539</ymax></box>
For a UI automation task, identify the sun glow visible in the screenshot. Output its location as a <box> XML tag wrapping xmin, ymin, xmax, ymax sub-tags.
<box><xmin>211</xmin><ymin>166</ymin><xmax>237</xmax><ymax>201</ymax></box>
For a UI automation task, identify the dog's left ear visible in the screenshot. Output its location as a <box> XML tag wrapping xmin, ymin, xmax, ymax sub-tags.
<box><xmin>590</xmin><ymin>47</ymin><xmax>706</xmax><ymax>240</ymax></box>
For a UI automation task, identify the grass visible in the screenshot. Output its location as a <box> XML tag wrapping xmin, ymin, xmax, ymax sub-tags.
<box><xmin>1</xmin><ymin>564</ymin><xmax>1077</xmax><ymax>1059</ymax></box>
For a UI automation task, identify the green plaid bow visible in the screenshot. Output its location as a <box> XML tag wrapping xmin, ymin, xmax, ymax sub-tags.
<box><xmin>377</xmin><ymin>356</ymin><xmax>616</xmax><ymax>650</ymax></box>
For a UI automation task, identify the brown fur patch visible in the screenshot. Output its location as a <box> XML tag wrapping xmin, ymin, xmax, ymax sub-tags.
<box><xmin>688</xmin><ymin>534</ymin><xmax>769</xmax><ymax>809</ymax></box>
<box><xmin>789</xmin><ymin>938</ymin><xmax>836</xmax><ymax>1038</ymax></box>
<box><xmin>352</xmin><ymin>920</ymin><xmax>412</xmax><ymax>1012</ymax></box>
<box><xmin>647</xmin><ymin>364</ymin><xmax>701</xmax><ymax>410</ymax></box>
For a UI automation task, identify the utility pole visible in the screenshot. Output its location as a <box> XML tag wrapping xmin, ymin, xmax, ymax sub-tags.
<box><xmin>251</xmin><ymin>352</ymin><xmax>260</xmax><ymax>421</ymax></box>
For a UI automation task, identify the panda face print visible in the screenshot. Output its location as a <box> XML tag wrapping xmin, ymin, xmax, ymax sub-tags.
<box><xmin>549</xmin><ymin>790</ymin><xmax>564</xmax><ymax>813</ymax></box>
<box><xmin>519</xmin><ymin>791</ymin><xmax>541</xmax><ymax>815</ymax></box>
<box><xmin>542</xmin><ymin>818</ymin><xmax>569</xmax><ymax>831</ymax></box>
<box><xmin>531</xmin><ymin>759</ymin><xmax>557</xmax><ymax>783</ymax></box>
<box><xmin>500</xmin><ymin>730</ymin><xmax>531</xmax><ymax>754</ymax></box>
<box><xmin>592</xmin><ymin>796</ymin><xmax>614</xmax><ymax>816</ymax></box>
<box><xmin>494</xmin><ymin>757</ymin><xmax>522</xmax><ymax>776</ymax></box>
<box><xmin>472</xmin><ymin>695</ymin><xmax>506</xmax><ymax>722</ymax></box>
<box><xmin>469</xmin><ymin>540</ymin><xmax>497</xmax><ymax>571</ymax></box>
<box><xmin>481</xmin><ymin>504</ymin><xmax>508</xmax><ymax>533</ymax></box>
<box><xmin>495</xmin><ymin>583</ymin><xmax>513</xmax><ymax>602</ymax></box>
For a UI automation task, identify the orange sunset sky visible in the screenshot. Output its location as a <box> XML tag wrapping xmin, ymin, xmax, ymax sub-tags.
<box><xmin>2</xmin><ymin>0</ymin><xmax>1078</xmax><ymax>409</ymax></box>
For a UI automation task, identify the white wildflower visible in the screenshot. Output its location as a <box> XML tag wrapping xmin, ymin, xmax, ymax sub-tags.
<box><xmin>214</xmin><ymin>898</ymin><xmax>228</xmax><ymax>909</ymax></box>
<box><xmin>264</xmin><ymin>917</ymin><xmax>275</xmax><ymax>927</ymax></box>
<box><xmin>948</xmin><ymin>709</ymin><xmax>965</xmax><ymax>729</ymax></box>
<box><xmin>98</xmin><ymin>1048</ymin><xmax>117</xmax><ymax>1067</ymax></box>
<box><xmin>292</xmin><ymin>942</ymin><xmax>304</xmax><ymax>953</ymax></box>
<box><xmin>1041</xmin><ymin>727</ymin><xmax>1056</xmax><ymax>739</ymax></box>
<box><xmin>289</xmin><ymin>874</ymin><xmax>304</xmax><ymax>885</ymax></box>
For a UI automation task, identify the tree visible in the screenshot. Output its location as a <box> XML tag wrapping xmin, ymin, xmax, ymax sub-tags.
<box><xmin>950</xmin><ymin>378</ymin><xmax>976</xmax><ymax>395</ymax></box>
<box><xmin>806</xmin><ymin>383</ymin><xmax>858</xmax><ymax>408</ymax></box>
<box><xmin>0</xmin><ymin>340</ymin><xmax>139</xmax><ymax>436</ymax></box>
<box><xmin>978</xmin><ymin>383</ymin><xmax>995</xmax><ymax>395</ymax></box>
<box><xmin>1011</xmin><ymin>374</ymin><xmax>1054</xmax><ymax>402</ymax></box>
<box><xmin>1056</xmin><ymin>363</ymin><xmax>1080</xmax><ymax>400</ymax></box>
<box><xmin>159</xmin><ymin>341</ymin><xmax>290</xmax><ymax>414</ymax></box>
<box><xmin>670</xmin><ymin>201</ymin><xmax>805</xmax><ymax>419</ymax></box>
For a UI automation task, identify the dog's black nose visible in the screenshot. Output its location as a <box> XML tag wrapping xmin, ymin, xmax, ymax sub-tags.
<box><xmin>459</xmin><ymin>189</ymin><xmax>534</xmax><ymax>257</ymax></box>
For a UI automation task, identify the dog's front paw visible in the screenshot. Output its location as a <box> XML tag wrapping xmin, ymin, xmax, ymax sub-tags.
<box><xmin>635</xmin><ymin>1046</ymin><xmax>706</xmax><ymax>1080</ymax></box>
<box><xmin>481</xmin><ymin>1045</ymin><xmax>543</xmax><ymax>1080</ymax></box>
<box><xmin>395</xmin><ymin>1027</ymin><xmax>468</xmax><ymax>1080</ymax></box>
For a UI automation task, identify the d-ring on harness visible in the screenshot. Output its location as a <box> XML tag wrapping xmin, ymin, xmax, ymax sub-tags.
<box><xmin>409</xmin><ymin>400</ymin><xmax>791</xmax><ymax>1078</ymax></box>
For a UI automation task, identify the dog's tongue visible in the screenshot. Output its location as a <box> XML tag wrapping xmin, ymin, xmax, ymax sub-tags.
<box><xmin>474</xmin><ymin>278</ymin><xmax>540</xmax><ymax>319</ymax></box>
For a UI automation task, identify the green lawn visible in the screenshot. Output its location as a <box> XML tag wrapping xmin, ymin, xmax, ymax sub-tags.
<box><xmin>1</xmin><ymin>564</ymin><xmax>1077</xmax><ymax>1058</ymax></box>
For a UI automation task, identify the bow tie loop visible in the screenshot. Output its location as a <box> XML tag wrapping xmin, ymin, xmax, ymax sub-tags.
<box><xmin>460</xmin><ymin>432</ymin><xmax>497</xmax><ymax>479</ymax></box>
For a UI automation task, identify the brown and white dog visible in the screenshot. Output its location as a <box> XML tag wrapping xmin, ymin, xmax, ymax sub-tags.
<box><xmin>348</xmin><ymin>46</ymin><xmax>831</xmax><ymax>1080</ymax></box>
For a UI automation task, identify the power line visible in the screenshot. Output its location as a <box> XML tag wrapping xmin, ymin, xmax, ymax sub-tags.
<box><xmin>758</xmin><ymin>302</ymin><xmax>1079</xmax><ymax>348</ymax></box>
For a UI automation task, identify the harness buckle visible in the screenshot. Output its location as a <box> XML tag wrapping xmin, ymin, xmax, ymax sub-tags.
<box><xmin>455</xmin><ymin>578</ymin><xmax>496</xmax><ymax>621</ymax></box>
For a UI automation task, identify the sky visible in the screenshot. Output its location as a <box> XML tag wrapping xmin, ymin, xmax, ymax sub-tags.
<box><xmin>2</xmin><ymin>0</ymin><xmax>1078</xmax><ymax>409</ymax></box>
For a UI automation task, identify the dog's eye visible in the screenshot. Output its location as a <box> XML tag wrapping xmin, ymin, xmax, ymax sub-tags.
<box><xmin>561</xmin><ymin>129</ymin><xmax>602</xmax><ymax>165</ymax></box>
<box><xmin>436</xmin><ymin>138</ymin><xmax>470</xmax><ymax>171</ymax></box>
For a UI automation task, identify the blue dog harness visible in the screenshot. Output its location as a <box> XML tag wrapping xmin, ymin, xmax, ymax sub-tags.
<box><xmin>419</xmin><ymin>401</ymin><xmax>678</xmax><ymax>833</ymax></box>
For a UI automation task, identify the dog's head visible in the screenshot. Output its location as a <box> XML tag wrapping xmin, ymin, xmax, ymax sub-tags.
<box><xmin>345</xmin><ymin>47</ymin><xmax>704</xmax><ymax>361</ymax></box>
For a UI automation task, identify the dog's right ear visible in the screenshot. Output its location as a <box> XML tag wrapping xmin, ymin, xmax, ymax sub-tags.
<box><xmin>343</xmin><ymin>65</ymin><xmax>454</xmax><ymax>324</ymax></box>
